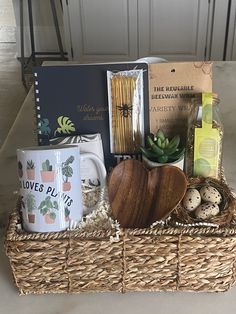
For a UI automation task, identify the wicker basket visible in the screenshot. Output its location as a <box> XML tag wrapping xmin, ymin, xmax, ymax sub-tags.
<box><xmin>121</xmin><ymin>177</ymin><xmax>236</xmax><ymax>293</ymax></box>
<box><xmin>122</xmin><ymin>226</ymin><xmax>236</xmax><ymax>292</ymax></box>
<box><xmin>5</xmin><ymin>183</ymin><xmax>236</xmax><ymax>294</ymax></box>
<box><xmin>5</xmin><ymin>210</ymin><xmax>123</xmax><ymax>295</ymax></box>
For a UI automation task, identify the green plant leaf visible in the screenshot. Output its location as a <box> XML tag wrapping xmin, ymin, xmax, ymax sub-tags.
<box><xmin>27</xmin><ymin>160</ymin><xmax>35</xmax><ymax>169</ymax></box>
<box><xmin>46</xmin><ymin>159</ymin><xmax>50</xmax><ymax>170</ymax></box>
<box><xmin>42</xmin><ymin>161</ymin><xmax>47</xmax><ymax>171</ymax></box>
<box><xmin>38</xmin><ymin>200</ymin><xmax>46</xmax><ymax>209</ymax></box>
<box><xmin>53</xmin><ymin>201</ymin><xmax>59</xmax><ymax>210</ymax></box>
<box><xmin>62</xmin><ymin>155</ymin><xmax>74</xmax><ymax>178</ymax></box>
<box><xmin>65</xmin><ymin>207</ymin><xmax>70</xmax><ymax>217</ymax></box>
<box><xmin>42</xmin><ymin>159</ymin><xmax>52</xmax><ymax>171</ymax></box>
<box><xmin>140</xmin><ymin>146</ymin><xmax>160</xmax><ymax>161</ymax></box>
<box><xmin>49</xmin><ymin>212</ymin><xmax>56</xmax><ymax>220</ymax></box>
<box><xmin>38</xmin><ymin>196</ymin><xmax>58</xmax><ymax>215</ymax></box>
<box><xmin>167</xmin><ymin>135</ymin><xmax>180</xmax><ymax>150</ymax></box>
<box><xmin>48</xmin><ymin>200</ymin><xmax>53</xmax><ymax>209</ymax></box>
<box><xmin>161</xmin><ymin>141</ymin><xmax>166</xmax><ymax>149</ymax></box>
<box><xmin>45</xmin><ymin>196</ymin><xmax>53</xmax><ymax>208</ymax></box>
<box><xmin>63</xmin><ymin>166</ymin><xmax>73</xmax><ymax>178</ymax></box>
<box><xmin>40</xmin><ymin>207</ymin><xmax>48</xmax><ymax>216</ymax></box>
<box><xmin>157</xmin><ymin>138</ymin><xmax>162</xmax><ymax>148</ymax></box>
<box><xmin>40</xmin><ymin>118</ymin><xmax>51</xmax><ymax>136</ymax></box>
<box><xmin>158</xmin><ymin>155</ymin><xmax>168</xmax><ymax>163</ymax></box>
<box><xmin>168</xmin><ymin>148</ymin><xmax>185</xmax><ymax>161</ymax></box>
<box><xmin>164</xmin><ymin>143</ymin><xmax>180</xmax><ymax>156</ymax></box>
<box><xmin>25</xmin><ymin>193</ymin><xmax>36</xmax><ymax>212</ymax></box>
<box><xmin>54</xmin><ymin>116</ymin><xmax>76</xmax><ymax>136</ymax></box>
<box><xmin>156</xmin><ymin>129</ymin><xmax>165</xmax><ymax>142</ymax></box>
<box><xmin>65</xmin><ymin>155</ymin><xmax>74</xmax><ymax>165</ymax></box>
<box><xmin>147</xmin><ymin>136</ymin><xmax>164</xmax><ymax>156</ymax></box>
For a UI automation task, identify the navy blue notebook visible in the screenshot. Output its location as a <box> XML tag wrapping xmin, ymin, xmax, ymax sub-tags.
<box><xmin>34</xmin><ymin>63</ymin><xmax>149</xmax><ymax>169</ymax></box>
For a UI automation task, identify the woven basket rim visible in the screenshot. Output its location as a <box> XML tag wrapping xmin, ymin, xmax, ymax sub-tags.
<box><xmin>6</xmin><ymin>210</ymin><xmax>117</xmax><ymax>242</ymax></box>
<box><xmin>123</xmin><ymin>224</ymin><xmax>236</xmax><ymax>237</ymax></box>
<box><xmin>7</xmin><ymin>208</ymin><xmax>236</xmax><ymax>242</ymax></box>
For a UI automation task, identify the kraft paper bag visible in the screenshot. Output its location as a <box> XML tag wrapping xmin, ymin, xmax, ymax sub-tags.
<box><xmin>149</xmin><ymin>62</ymin><xmax>212</xmax><ymax>141</ymax></box>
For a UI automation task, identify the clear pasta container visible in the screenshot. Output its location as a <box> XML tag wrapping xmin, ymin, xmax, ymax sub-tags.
<box><xmin>186</xmin><ymin>93</ymin><xmax>224</xmax><ymax>179</ymax></box>
<box><xmin>107</xmin><ymin>70</ymin><xmax>144</xmax><ymax>154</ymax></box>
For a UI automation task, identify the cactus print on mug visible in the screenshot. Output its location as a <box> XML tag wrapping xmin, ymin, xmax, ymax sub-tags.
<box><xmin>17</xmin><ymin>146</ymin><xmax>105</xmax><ymax>232</ymax></box>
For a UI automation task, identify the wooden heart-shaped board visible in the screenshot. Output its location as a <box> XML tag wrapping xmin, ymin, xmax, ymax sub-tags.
<box><xmin>108</xmin><ymin>159</ymin><xmax>187</xmax><ymax>228</ymax></box>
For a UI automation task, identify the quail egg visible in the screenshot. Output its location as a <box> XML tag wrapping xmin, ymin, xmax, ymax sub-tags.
<box><xmin>195</xmin><ymin>202</ymin><xmax>220</xmax><ymax>220</ymax></box>
<box><xmin>200</xmin><ymin>186</ymin><xmax>222</xmax><ymax>205</ymax></box>
<box><xmin>183</xmin><ymin>188</ymin><xmax>201</xmax><ymax>212</ymax></box>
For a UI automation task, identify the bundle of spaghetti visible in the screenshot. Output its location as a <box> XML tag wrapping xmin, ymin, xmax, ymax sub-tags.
<box><xmin>110</xmin><ymin>74</ymin><xmax>141</xmax><ymax>153</ymax></box>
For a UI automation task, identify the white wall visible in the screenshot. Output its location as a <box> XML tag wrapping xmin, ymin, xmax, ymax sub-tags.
<box><xmin>0</xmin><ymin>0</ymin><xmax>16</xmax><ymax>42</ymax></box>
<box><xmin>12</xmin><ymin>0</ymin><xmax>66</xmax><ymax>57</ymax></box>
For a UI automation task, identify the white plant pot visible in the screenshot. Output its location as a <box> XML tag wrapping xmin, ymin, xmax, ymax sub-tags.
<box><xmin>135</xmin><ymin>57</ymin><xmax>168</xmax><ymax>64</ymax></box>
<box><xmin>142</xmin><ymin>155</ymin><xmax>184</xmax><ymax>171</ymax></box>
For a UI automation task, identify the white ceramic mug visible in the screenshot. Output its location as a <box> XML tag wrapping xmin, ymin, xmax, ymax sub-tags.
<box><xmin>135</xmin><ymin>57</ymin><xmax>168</xmax><ymax>64</ymax></box>
<box><xmin>17</xmin><ymin>145</ymin><xmax>106</xmax><ymax>233</ymax></box>
<box><xmin>50</xmin><ymin>134</ymin><xmax>106</xmax><ymax>214</ymax></box>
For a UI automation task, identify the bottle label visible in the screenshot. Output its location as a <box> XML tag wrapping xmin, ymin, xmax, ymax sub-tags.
<box><xmin>193</xmin><ymin>92</ymin><xmax>220</xmax><ymax>178</ymax></box>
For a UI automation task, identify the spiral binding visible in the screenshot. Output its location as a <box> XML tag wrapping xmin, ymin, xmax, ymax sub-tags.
<box><xmin>33</xmin><ymin>71</ymin><xmax>42</xmax><ymax>143</ymax></box>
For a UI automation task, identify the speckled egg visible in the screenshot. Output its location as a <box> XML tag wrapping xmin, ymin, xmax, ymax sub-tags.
<box><xmin>183</xmin><ymin>188</ymin><xmax>201</xmax><ymax>211</ymax></box>
<box><xmin>200</xmin><ymin>186</ymin><xmax>222</xmax><ymax>205</ymax></box>
<box><xmin>195</xmin><ymin>202</ymin><xmax>220</xmax><ymax>220</ymax></box>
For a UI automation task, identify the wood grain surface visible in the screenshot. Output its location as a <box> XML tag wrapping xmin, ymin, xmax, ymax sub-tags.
<box><xmin>108</xmin><ymin>159</ymin><xmax>187</xmax><ymax>228</ymax></box>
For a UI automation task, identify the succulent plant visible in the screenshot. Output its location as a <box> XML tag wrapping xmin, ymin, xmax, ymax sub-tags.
<box><xmin>140</xmin><ymin>129</ymin><xmax>185</xmax><ymax>163</ymax></box>
<box><xmin>25</xmin><ymin>193</ymin><xmax>36</xmax><ymax>213</ymax></box>
<box><xmin>42</xmin><ymin>159</ymin><xmax>53</xmax><ymax>171</ymax></box>
<box><xmin>27</xmin><ymin>160</ymin><xmax>35</xmax><ymax>170</ymax></box>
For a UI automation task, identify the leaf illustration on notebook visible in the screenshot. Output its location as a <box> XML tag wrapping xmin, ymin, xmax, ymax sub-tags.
<box><xmin>54</xmin><ymin>116</ymin><xmax>76</xmax><ymax>136</ymax></box>
<box><xmin>33</xmin><ymin>63</ymin><xmax>149</xmax><ymax>169</ymax></box>
<box><xmin>40</xmin><ymin>118</ymin><xmax>51</xmax><ymax>136</ymax></box>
